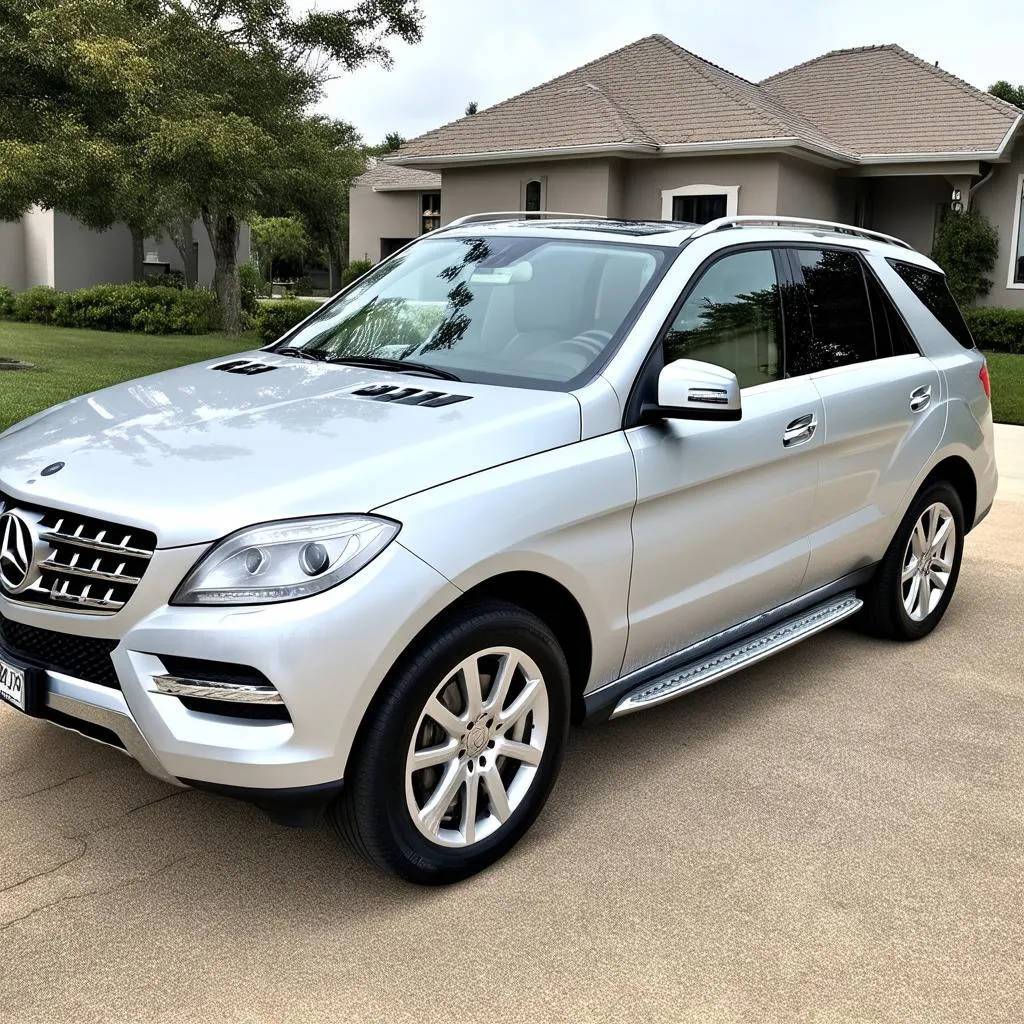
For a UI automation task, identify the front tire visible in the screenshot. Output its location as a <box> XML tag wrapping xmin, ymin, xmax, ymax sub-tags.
<box><xmin>331</xmin><ymin>600</ymin><xmax>570</xmax><ymax>884</ymax></box>
<box><xmin>861</xmin><ymin>481</ymin><xmax>965</xmax><ymax>641</ymax></box>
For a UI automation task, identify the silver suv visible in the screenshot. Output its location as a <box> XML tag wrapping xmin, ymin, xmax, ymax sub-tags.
<box><xmin>0</xmin><ymin>214</ymin><xmax>997</xmax><ymax>882</ymax></box>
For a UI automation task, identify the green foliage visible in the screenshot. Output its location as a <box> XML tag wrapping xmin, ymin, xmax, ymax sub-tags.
<box><xmin>366</xmin><ymin>131</ymin><xmax>406</xmax><ymax>156</ymax></box>
<box><xmin>340</xmin><ymin>260</ymin><xmax>373</xmax><ymax>288</ymax></box>
<box><xmin>253</xmin><ymin>300</ymin><xmax>326</xmax><ymax>344</ymax></box>
<box><xmin>238</xmin><ymin>262</ymin><xmax>266</xmax><ymax>313</ymax></box>
<box><xmin>989</xmin><ymin>81</ymin><xmax>1024</xmax><ymax>109</ymax></box>
<box><xmin>985</xmin><ymin>352</ymin><xmax>1024</xmax><ymax>426</ymax></box>
<box><xmin>465</xmin><ymin>101</ymin><xmax>478</xmax><ymax>115</ymax></box>
<box><xmin>251</xmin><ymin>216</ymin><xmax>309</xmax><ymax>274</ymax></box>
<box><xmin>2</xmin><ymin>283</ymin><xmax>220</xmax><ymax>334</ymax></box>
<box><xmin>930</xmin><ymin>210</ymin><xmax>1000</xmax><ymax>306</ymax></box>
<box><xmin>0</xmin><ymin>286</ymin><xmax>14</xmax><ymax>317</ymax></box>
<box><xmin>962</xmin><ymin>307</ymin><xmax>1024</xmax><ymax>354</ymax></box>
<box><xmin>143</xmin><ymin>271</ymin><xmax>186</xmax><ymax>290</ymax></box>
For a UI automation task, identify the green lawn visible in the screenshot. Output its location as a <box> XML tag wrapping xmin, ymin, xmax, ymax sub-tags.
<box><xmin>0</xmin><ymin>322</ymin><xmax>1021</xmax><ymax>433</ymax></box>
<box><xmin>986</xmin><ymin>352</ymin><xmax>1024</xmax><ymax>428</ymax></box>
<box><xmin>0</xmin><ymin>321</ymin><xmax>251</xmax><ymax>431</ymax></box>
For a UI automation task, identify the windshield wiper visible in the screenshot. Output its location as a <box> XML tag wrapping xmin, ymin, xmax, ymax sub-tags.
<box><xmin>329</xmin><ymin>356</ymin><xmax>461</xmax><ymax>381</ymax></box>
<box><xmin>276</xmin><ymin>346</ymin><xmax>327</xmax><ymax>362</ymax></box>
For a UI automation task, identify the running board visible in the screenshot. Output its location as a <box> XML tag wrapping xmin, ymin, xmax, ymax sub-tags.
<box><xmin>610</xmin><ymin>593</ymin><xmax>863</xmax><ymax>718</ymax></box>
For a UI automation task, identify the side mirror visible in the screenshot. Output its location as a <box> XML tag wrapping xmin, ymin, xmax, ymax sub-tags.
<box><xmin>646</xmin><ymin>358</ymin><xmax>742</xmax><ymax>422</ymax></box>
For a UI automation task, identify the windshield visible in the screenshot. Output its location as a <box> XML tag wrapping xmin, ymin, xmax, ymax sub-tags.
<box><xmin>274</xmin><ymin>235</ymin><xmax>669</xmax><ymax>387</ymax></box>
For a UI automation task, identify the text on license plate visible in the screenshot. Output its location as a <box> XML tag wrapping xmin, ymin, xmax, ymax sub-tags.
<box><xmin>0</xmin><ymin>657</ymin><xmax>27</xmax><ymax>711</ymax></box>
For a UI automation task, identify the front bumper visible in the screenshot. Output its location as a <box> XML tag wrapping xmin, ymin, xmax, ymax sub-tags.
<box><xmin>1</xmin><ymin>541</ymin><xmax>460</xmax><ymax>793</ymax></box>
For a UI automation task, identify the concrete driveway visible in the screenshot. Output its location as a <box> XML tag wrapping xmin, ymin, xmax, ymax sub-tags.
<box><xmin>2</xmin><ymin>426</ymin><xmax>1022</xmax><ymax>1024</ymax></box>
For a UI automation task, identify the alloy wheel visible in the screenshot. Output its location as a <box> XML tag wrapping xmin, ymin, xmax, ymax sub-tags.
<box><xmin>901</xmin><ymin>501</ymin><xmax>957</xmax><ymax>622</ymax></box>
<box><xmin>405</xmin><ymin>646</ymin><xmax>549</xmax><ymax>849</ymax></box>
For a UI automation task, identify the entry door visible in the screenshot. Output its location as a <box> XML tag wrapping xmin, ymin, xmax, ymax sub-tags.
<box><xmin>623</xmin><ymin>248</ymin><xmax>823</xmax><ymax>675</ymax></box>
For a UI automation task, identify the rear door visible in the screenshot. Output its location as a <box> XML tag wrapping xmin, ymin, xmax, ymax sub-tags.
<box><xmin>781</xmin><ymin>246</ymin><xmax>944</xmax><ymax>588</ymax></box>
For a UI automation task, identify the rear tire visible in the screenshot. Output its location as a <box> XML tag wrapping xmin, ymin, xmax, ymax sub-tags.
<box><xmin>861</xmin><ymin>481</ymin><xmax>965</xmax><ymax>641</ymax></box>
<box><xmin>331</xmin><ymin>600</ymin><xmax>570</xmax><ymax>884</ymax></box>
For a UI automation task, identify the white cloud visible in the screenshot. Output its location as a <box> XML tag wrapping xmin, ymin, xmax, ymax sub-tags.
<box><xmin>316</xmin><ymin>0</ymin><xmax>1024</xmax><ymax>144</ymax></box>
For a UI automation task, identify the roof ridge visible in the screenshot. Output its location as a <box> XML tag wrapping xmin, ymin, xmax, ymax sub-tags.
<box><xmin>761</xmin><ymin>43</ymin><xmax>894</xmax><ymax>85</ymax></box>
<box><xmin>392</xmin><ymin>34</ymin><xmax>666</xmax><ymax>157</ymax></box>
<box><xmin>650</xmin><ymin>35</ymin><xmax>786</xmax><ymax>141</ymax></box>
<box><xmin>580</xmin><ymin>80</ymin><xmax>659</xmax><ymax>146</ymax></box>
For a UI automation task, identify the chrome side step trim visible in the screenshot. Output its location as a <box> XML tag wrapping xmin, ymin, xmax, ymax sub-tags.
<box><xmin>610</xmin><ymin>593</ymin><xmax>863</xmax><ymax>718</ymax></box>
<box><xmin>152</xmin><ymin>674</ymin><xmax>285</xmax><ymax>705</ymax></box>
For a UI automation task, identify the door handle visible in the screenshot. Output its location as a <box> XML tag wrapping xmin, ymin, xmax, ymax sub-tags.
<box><xmin>783</xmin><ymin>412</ymin><xmax>817</xmax><ymax>447</ymax></box>
<box><xmin>910</xmin><ymin>384</ymin><xmax>932</xmax><ymax>412</ymax></box>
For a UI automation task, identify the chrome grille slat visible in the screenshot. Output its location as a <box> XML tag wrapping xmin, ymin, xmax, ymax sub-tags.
<box><xmin>0</xmin><ymin>493</ymin><xmax>154</xmax><ymax>616</ymax></box>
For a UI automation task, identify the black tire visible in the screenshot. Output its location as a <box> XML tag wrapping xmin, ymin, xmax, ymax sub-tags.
<box><xmin>861</xmin><ymin>480</ymin><xmax>965</xmax><ymax>641</ymax></box>
<box><xmin>330</xmin><ymin>600</ymin><xmax>570</xmax><ymax>884</ymax></box>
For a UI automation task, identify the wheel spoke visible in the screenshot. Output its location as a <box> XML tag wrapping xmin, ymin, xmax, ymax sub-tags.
<box><xmin>925</xmin><ymin>506</ymin><xmax>938</xmax><ymax>545</ymax></box>
<box><xmin>931</xmin><ymin>515</ymin><xmax>953</xmax><ymax>553</ymax></box>
<box><xmin>905</xmin><ymin>575</ymin><xmax>921</xmax><ymax>617</ymax></box>
<box><xmin>484</xmin><ymin>653</ymin><xmax>516</xmax><ymax>715</ymax></box>
<box><xmin>916</xmin><ymin>576</ymin><xmax>932</xmax><ymax>619</ymax></box>
<box><xmin>481</xmin><ymin>764</ymin><xmax>511</xmax><ymax>823</ymax></box>
<box><xmin>462</xmin><ymin>658</ymin><xmax>484</xmax><ymax>720</ymax></box>
<box><xmin>411</xmin><ymin>738</ymin><xmax>459</xmax><ymax>771</ymax></box>
<box><xmin>929</xmin><ymin>569</ymin><xmax>949</xmax><ymax>592</ymax></box>
<box><xmin>461</xmin><ymin>770</ymin><xmax>480</xmax><ymax>845</ymax></box>
<box><xmin>424</xmin><ymin>696</ymin><xmax>466</xmax><ymax>740</ymax></box>
<box><xmin>493</xmin><ymin>737</ymin><xmax>542</xmax><ymax>766</ymax></box>
<box><xmin>912</xmin><ymin>519</ymin><xmax>928</xmax><ymax>557</ymax></box>
<box><xmin>420</xmin><ymin>761</ymin><xmax>466</xmax><ymax>836</ymax></box>
<box><xmin>901</xmin><ymin>557</ymin><xmax>919</xmax><ymax>583</ymax></box>
<box><xmin>931</xmin><ymin>554</ymin><xmax>953</xmax><ymax>572</ymax></box>
<box><xmin>499</xmin><ymin>676</ymin><xmax>541</xmax><ymax>732</ymax></box>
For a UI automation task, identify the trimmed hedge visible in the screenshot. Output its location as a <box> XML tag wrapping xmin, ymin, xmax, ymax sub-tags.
<box><xmin>963</xmin><ymin>307</ymin><xmax>1024</xmax><ymax>355</ymax></box>
<box><xmin>0</xmin><ymin>283</ymin><xmax>221</xmax><ymax>334</ymax></box>
<box><xmin>253</xmin><ymin>299</ymin><xmax>325</xmax><ymax>344</ymax></box>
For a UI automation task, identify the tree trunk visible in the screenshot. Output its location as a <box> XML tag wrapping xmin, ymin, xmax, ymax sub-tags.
<box><xmin>168</xmin><ymin>216</ymin><xmax>197</xmax><ymax>287</ymax></box>
<box><xmin>130</xmin><ymin>226</ymin><xmax>145</xmax><ymax>282</ymax></box>
<box><xmin>202</xmin><ymin>208</ymin><xmax>242</xmax><ymax>333</ymax></box>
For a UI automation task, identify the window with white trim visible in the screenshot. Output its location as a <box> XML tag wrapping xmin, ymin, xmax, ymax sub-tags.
<box><xmin>523</xmin><ymin>178</ymin><xmax>545</xmax><ymax>219</ymax></box>
<box><xmin>1010</xmin><ymin>173</ymin><xmax>1024</xmax><ymax>287</ymax></box>
<box><xmin>661</xmin><ymin>184</ymin><xmax>739</xmax><ymax>224</ymax></box>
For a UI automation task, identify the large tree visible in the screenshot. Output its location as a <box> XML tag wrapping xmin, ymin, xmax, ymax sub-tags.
<box><xmin>989</xmin><ymin>80</ymin><xmax>1024</xmax><ymax>110</ymax></box>
<box><xmin>0</xmin><ymin>0</ymin><xmax>422</xmax><ymax>330</ymax></box>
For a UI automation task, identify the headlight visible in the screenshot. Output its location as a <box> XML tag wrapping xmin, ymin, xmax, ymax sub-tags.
<box><xmin>172</xmin><ymin>515</ymin><xmax>400</xmax><ymax>606</ymax></box>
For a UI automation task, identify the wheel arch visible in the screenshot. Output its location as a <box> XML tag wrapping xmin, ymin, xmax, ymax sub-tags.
<box><xmin>920</xmin><ymin>454</ymin><xmax>978</xmax><ymax>531</ymax></box>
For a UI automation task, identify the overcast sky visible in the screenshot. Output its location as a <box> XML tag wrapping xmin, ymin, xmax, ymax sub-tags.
<box><xmin>317</xmin><ymin>0</ymin><xmax>1024</xmax><ymax>144</ymax></box>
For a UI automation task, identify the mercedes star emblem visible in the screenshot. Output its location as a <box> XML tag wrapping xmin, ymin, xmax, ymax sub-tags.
<box><xmin>0</xmin><ymin>511</ymin><xmax>39</xmax><ymax>595</ymax></box>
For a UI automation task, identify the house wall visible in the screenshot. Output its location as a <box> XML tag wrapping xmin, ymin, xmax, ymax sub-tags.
<box><xmin>867</xmin><ymin>176</ymin><xmax>950</xmax><ymax>255</ymax></box>
<box><xmin>0</xmin><ymin>220</ymin><xmax>26</xmax><ymax>291</ymax></box>
<box><xmin>973</xmin><ymin>138</ymin><xmax>1024</xmax><ymax>309</ymax></box>
<box><xmin>23</xmin><ymin>208</ymin><xmax>54</xmax><ymax>287</ymax></box>
<box><xmin>621</xmin><ymin>155</ymin><xmax>782</xmax><ymax>220</ymax></box>
<box><xmin>53</xmin><ymin>213</ymin><xmax>134</xmax><ymax>291</ymax></box>
<box><xmin>440</xmin><ymin>159</ymin><xmax>614</xmax><ymax>223</ymax></box>
<box><xmin>775</xmin><ymin>156</ymin><xmax>843</xmax><ymax>220</ymax></box>
<box><xmin>350</xmin><ymin>185</ymin><xmax>422</xmax><ymax>263</ymax></box>
<box><xmin>144</xmin><ymin>219</ymin><xmax>251</xmax><ymax>288</ymax></box>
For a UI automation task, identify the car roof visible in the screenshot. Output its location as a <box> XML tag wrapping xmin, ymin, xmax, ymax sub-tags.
<box><xmin>432</xmin><ymin>214</ymin><xmax>940</xmax><ymax>270</ymax></box>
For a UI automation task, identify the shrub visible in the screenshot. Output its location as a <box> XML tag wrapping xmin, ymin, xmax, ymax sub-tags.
<box><xmin>13</xmin><ymin>285</ymin><xmax>63</xmax><ymax>323</ymax></box>
<box><xmin>7</xmin><ymin>282</ymin><xmax>220</xmax><ymax>334</ymax></box>
<box><xmin>238</xmin><ymin>262</ymin><xmax>265</xmax><ymax>314</ymax></box>
<box><xmin>142</xmin><ymin>270</ymin><xmax>186</xmax><ymax>290</ymax></box>
<box><xmin>0</xmin><ymin>285</ymin><xmax>15</xmax><ymax>318</ymax></box>
<box><xmin>931</xmin><ymin>210</ymin><xmax>1000</xmax><ymax>306</ymax></box>
<box><xmin>962</xmin><ymin>307</ymin><xmax>1024</xmax><ymax>354</ymax></box>
<box><xmin>339</xmin><ymin>259</ymin><xmax>372</xmax><ymax>289</ymax></box>
<box><xmin>253</xmin><ymin>299</ymin><xmax>324</xmax><ymax>344</ymax></box>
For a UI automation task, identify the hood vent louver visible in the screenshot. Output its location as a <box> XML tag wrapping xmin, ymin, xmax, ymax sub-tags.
<box><xmin>349</xmin><ymin>384</ymin><xmax>472</xmax><ymax>408</ymax></box>
<box><xmin>211</xmin><ymin>360</ymin><xmax>277</xmax><ymax>376</ymax></box>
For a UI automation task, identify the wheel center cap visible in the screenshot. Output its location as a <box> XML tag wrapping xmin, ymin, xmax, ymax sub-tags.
<box><xmin>466</xmin><ymin>723</ymin><xmax>488</xmax><ymax>757</ymax></box>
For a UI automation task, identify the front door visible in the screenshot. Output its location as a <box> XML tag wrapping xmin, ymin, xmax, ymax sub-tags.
<box><xmin>623</xmin><ymin>247</ymin><xmax>824</xmax><ymax>674</ymax></box>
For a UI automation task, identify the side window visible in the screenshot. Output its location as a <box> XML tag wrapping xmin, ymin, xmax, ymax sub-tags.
<box><xmin>665</xmin><ymin>249</ymin><xmax>781</xmax><ymax>389</ymax></box>
<box><xmin>788</xmin><ymin>248</ymin><xmax>876</xmax><ymax>376</ymax></box>
<box><xmin>886</xmin><ymin>259</ymin><xmax>975</xmax><ymax>349</ymax></box>
<box><xmin>864</xmin><ymin>266</ymin><xmax>919</xmax><ymax>357</ymax></box>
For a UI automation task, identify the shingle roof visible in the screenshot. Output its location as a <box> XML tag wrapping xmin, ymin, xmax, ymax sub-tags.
<box><xmin>393</xmin><ymin>35</ymin><xmax>851</xmax><ymax>162</ymax></box>
<box><xmin>761</xmin><ymin>44</ymin><xmax>1020</xmax><ymax>156</ymax></box>
<box><xmin>390</xmin><ymin>37</ymin><xmax>1021</xmax><ymax>167</ymax></box>
<box><xmin>354</xmin><ymin>161</ymin><xmax>440</xmax><ymax>191</ymax></box>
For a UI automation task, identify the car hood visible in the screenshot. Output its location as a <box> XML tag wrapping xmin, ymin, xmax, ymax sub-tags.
<box><xmin>0</xmin><ymin>352</ymin><xmax>581</xmax><ymax>546</ymax></box>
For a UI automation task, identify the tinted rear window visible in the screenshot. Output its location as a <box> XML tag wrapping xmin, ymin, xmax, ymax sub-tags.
<box><xmin>864</xmin><ymin>267</ymin><xmax>919</xmax><ymax>357</ymax></box>
<box><xmin>886</xmin><ymin>259</ymin><xmax>974</xmax><ymax>349</ymax></box>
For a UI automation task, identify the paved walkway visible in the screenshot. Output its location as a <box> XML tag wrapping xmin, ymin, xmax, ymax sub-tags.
<box><xmin>1</xmin><ymin>428</ymin><xmax>1022</xmax><ymax>1023</ymax></box>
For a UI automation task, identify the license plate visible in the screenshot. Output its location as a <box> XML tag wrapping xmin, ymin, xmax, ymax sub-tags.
<box><xmin>0</xmin><ymin>655</ymin><xmax>28</xmax><ymax>712</ymax></box>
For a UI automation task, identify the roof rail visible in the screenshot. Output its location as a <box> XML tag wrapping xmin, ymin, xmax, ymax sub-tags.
<box><xmin>689</xmin><ymin>215</ymin><xmax>913</xmax><ymax>250</ymax></box>
<box><xmin>444</xmin><ymin>211</ymin><xmax>609</xmax><ymax>228</ymax></box>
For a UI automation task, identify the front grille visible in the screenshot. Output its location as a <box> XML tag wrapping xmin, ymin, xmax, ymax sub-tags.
<box><xmin>0</xmin><ymin>613</ymin><xmax>120</xmax><ymax>688</ymax></box>
<box><xmin>0</xmin><ymin>493</ymin><xmax>156</xmax><ymax>615</ymax></box>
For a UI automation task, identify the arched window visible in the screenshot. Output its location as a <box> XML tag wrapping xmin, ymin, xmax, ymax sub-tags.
<box><xmin>524</xmin><ymin>179</ymin><xmax>543</xmax><ymax>218</ymax></box>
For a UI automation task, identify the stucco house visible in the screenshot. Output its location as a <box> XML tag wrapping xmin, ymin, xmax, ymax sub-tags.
<box><xmin>351</xmin><ymin>35</ymin><xmax>1024</xmax><ymax>308</ymax></box>
<box><xmin>0</xmin><ymin>209</ymin><xmax>250</xmax><ymax>292</ymax></box>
